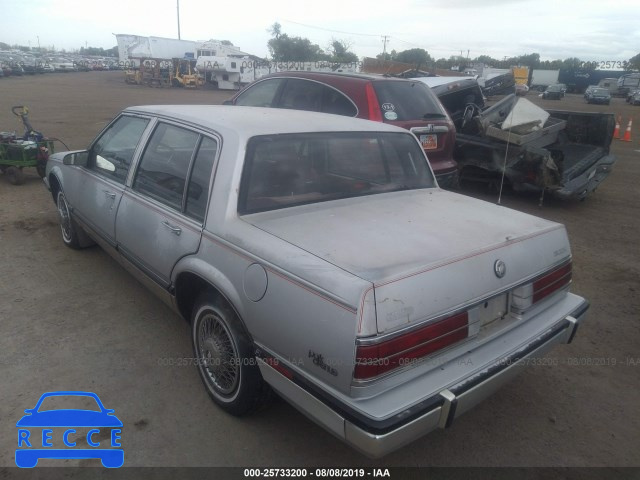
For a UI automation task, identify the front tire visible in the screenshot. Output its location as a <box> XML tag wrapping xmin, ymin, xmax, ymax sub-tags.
<box><xmin>57</xmin><ymin>191</ymin><xmax>82</xmax><ymax>248</ymax></box>
<box><xmin>191</xmin><ymin>294</ymin><xmax>271</xmax><ymax>416</ymax></box>
<box><xmin>56</xmin><ymin>191</ymin><xmax>95</xmax><ymax>249</ymax></box>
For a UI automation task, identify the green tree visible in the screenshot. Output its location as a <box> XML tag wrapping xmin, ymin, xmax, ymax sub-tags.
<box><xmin>328</xmin><ymin>39</ymin><xmax>358</xmax><ymax>63</ymax></box>
<box><xmin>516</xmin><ymin>53</ymin><xmax>540</xmax><ymax>68</ymax></box>
<box><xmin>628</xmin><ymin>53</ymin><xmax>640</xmax><ymax>70</ymax></box>
<box><xmin>267</xmin><ymin>23</ymin><xmax>328</xmax><ymax>61</ymax></box>
<box><xmin>376</xmin><ymin>49</ymin><xmax>396</xmax><ymax>62</ymax></box>
<box><xmin>561</xmin><ymin>57</ymin><xmax>585</xmax><ymax>70</ymax></box>
<box><xmin>474</xmin><ymin>54</ymin><xmax>497</xmax><ymax>66</ymax></box>
<box><xmin>395</xmin><ymin>48</ymin><xmax>432</xmax><ymax>69</ymax></box>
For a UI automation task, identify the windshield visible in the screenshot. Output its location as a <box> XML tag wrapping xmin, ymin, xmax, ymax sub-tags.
<box><xmin>239</xmin><ymin>132</ymin><xmax>435</xmax><ymax>214</ymax></box>
<box><xmin>372</xmin><ymin>81</ymin><xmax>446</xmax><ymax>121</ymax></box>
<box><xmin>593</xmin><ymin>88</ymin><xmax>609</xmax><ymax>94</ymax></box>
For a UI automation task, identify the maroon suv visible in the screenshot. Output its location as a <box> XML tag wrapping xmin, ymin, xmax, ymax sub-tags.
<box><xmin>225</xmin><ymin>72</ymin><xmax>458</xmax><ymax>188</ymax></box>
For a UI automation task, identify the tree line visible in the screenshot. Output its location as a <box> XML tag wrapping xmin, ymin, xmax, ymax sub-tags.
<box><xmin>266</xmin><ymin>24</ymin><xmax>639</xmax><ymax>72</ymax></box>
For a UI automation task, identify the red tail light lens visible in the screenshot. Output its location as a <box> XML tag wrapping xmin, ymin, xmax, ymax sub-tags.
<box><xmin>355</xmin><ymin>312</ymin><xmax>469</xmax><ymax>380</ymax></box>
<box><xmin>365</xmin><ymin>82</ymin><xmax>383</xmax><ymax>122</ymax></box>
<box><xmin>532</xmin><ymin>262</ymin><xmax>572</xmax><ymax>303</ymax></box>
<box><xmin>512</xmin><ymin>261</ymin><xmax>572</xmax><ymax>312</ymax></box>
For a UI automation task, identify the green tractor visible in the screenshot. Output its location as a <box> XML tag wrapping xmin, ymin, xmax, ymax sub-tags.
<box><xmin>0</xmin><ymin>106</ymin><xmax>56</xmax><ymax>185</ymax></box>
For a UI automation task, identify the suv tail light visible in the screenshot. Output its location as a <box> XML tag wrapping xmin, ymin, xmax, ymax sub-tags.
<box><xmin>354</xmin><ymin>312</ymin><xmax>469</xmax><ymax>380</ymax></box>
<box><xmin>365</xmin><ymin>83</ymin><xmax>383</xmax><ymax>122</ymax></box>
<box><xmin>512</xmin><ymin>261</ymin><xmax>572</xmax><ymax>312</ymax></box>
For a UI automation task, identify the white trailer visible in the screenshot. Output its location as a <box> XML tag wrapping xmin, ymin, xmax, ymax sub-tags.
<box><xmin>530</xmin><ymin>69</ymin><xmax>560</xmax><ymax>91</ymax></box>
<box><xmin>115</xmin><ymin>34</ymin><xmax>196</xmax><ymax>68</ymax></box>
<box><xmin>196</xmin><ymin>56</ymin><xmax>272</xmax><ymax>90</ymax></box>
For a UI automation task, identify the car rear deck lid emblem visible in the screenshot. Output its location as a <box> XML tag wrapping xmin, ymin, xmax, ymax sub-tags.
<box><xmin>494</xmin><ymin>259</ymin><xmax>506</xmax><ymax>278</ymax></box>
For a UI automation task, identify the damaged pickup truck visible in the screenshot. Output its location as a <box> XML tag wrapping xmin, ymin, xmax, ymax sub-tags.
<box><xmin>417</xmin><ymin>77</ymin><xmax>616</xmax><ymax>200</ymax></box>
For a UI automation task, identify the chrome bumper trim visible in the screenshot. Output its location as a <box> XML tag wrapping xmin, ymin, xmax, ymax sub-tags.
<box><xmin>258</xmin><ymin>299</ymin><xmax>589</xmax><ymax>458</ymax></box>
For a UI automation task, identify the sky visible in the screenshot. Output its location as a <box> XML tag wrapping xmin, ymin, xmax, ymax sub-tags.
<box><xmin>3</xmin><ymin>0</ymin><xmax>639</xmax><ymax>63</ymax></box>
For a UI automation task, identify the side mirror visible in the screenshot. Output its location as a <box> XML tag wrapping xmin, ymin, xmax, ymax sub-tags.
<box><xmin>63</xmin><ymin>151</ymin><xmax>89</xmax><ymax>166</ymax></box>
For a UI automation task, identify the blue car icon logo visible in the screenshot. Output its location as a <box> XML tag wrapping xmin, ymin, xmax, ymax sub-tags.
<box><xmin>16</xmin><ymin>391</ymin><xmax>123</xmax><ymax>468</ymax></box>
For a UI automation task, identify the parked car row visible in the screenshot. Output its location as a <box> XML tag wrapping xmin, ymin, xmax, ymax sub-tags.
<box><xmin>585</xmin><ymin>87</ymin><xmax>612</xmax><ymax>105</ymax></box>
<box><xmin>541</xmin><ymin>83</ymin><xmax>567</xmax><ymax>100</ymax></box>
<box><xmin>626</xmin><ymin>89</ymin><xmax>640</xmax><ymax>105</ymax></box>
<box><xmin>0</xmin><ymin>52</ymin><xmax>120</xmax><ymax>76</ymax></box>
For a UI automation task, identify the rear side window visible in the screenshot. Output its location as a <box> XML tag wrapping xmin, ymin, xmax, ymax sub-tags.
<box><xmin>185</xmin><ymin>136</ymin><xmax>217</xmax><ymax>222</ymax></box>
<box><xmin>239</xmin><ymin>132</ymin><xmax>434</xmax><ymax>214</ymax></box>
<box><xmin>373</xmin><ymin>81</ymin><xmax>446</xmax><ymax>122</ymax></box>
<box><xmin>235</xmin><ymin>78</ymin><xmax>284</xmax><ymax>107</ymax></box>
<box><xmin>277</xmin><ymin>78</ymin><xmax>357</xmax><ymax>116</ymax></box>
<box><xmin>279</xmin><ymin>79</ymin><xmax>324</xmax><ymax>111</ymax></box>
<box><xmin>322</xmin><ymin>86</ymin><xmax>357</xmax><ymax>116</ymax></box>
<box><xmin>134</xmin><ymin>123</ymin><xmax>199</xmax><ymax>211</ymax></box>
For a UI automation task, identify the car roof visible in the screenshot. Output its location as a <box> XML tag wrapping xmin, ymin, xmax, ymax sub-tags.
<box><xmin>260</xmin><ymin>71</ymin><xmax>416</xmax><ymax>83</ymax></box>
<box><xmin>124</xmin><ymin>105</ymin><xmax>407</xmax><ymax>137</ymax></box>
<box><xmin>414</xmin><ymin>76</ymin><xmax>476</xmax><ymax>88</ymax></box>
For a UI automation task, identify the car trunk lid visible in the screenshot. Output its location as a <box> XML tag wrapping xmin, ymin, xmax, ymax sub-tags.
<box><xmin>243</xmin><ymin>189</ymin><xmax>569</xmax><ymax>333</ymax></box>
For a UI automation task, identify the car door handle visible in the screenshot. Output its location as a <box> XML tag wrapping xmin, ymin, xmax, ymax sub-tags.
<box><xmin>103</xmin><ymin>190</ymin><xmax>116</xmax><ymax>199</ymax></box>
<box><xmin>161</xmin><ymin>220</ymin><xmax>182</xmax><ymax>236</ymax></box>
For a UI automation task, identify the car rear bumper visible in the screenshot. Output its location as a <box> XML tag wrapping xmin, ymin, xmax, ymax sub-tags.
<box><xmin>553</xmin><ymin>154</ymin><xmax>616</xmax><ymax>200</ymax></box>
<box><xmin>258</xmin><ymin>298</ymin><xmax>588</xmax><ymax>457</ymax></box>
<box><xmin>434</xmin><ymin>169</ymin><xmax>459</xmax><ymax>189</ymax></box>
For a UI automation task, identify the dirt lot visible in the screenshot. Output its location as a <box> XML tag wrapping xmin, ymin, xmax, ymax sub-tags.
<box><xmin>0</xmin><ymin>72</ymin><xmax>639</xmax><ymax>468</ymax></box>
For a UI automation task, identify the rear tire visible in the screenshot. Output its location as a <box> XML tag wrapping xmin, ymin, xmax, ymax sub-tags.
<box><xmin>5</xmin><ymin>166</ymin><xmax>25</xmax><ymax>185</ymax></box>
<box><xmin>191</xmin><ymin>293</ymin><xmax>271</xmax><ymax>416</ymax></box>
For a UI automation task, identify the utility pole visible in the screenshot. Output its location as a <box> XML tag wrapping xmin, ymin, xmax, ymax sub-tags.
<box><xmin>381</xmin><ymin>35</ymin><xmax>390</xmax><ymax>59</ymax></box>
<box><xmin>177</xmin><ymin>0</ymin><xmax>181</xmax><ymax>40</ymax></box>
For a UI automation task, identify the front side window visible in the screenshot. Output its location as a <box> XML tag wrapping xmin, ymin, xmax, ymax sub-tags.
<box><xmin>91</xmin><ymin>115</ymin><xmax>149</xmax><ymax>183</ymax></box>
<box><xmin>235</xmin><ymin>78</ymin><xmax>284</xmax><ymax>107</ymax></box>
<box><xmin>133</xmin><ymin>123</ymin><xmax>199</xmax><ymax>211</ymax></box>
<box><xmin>239</xmin><ymin>132</ymin><xmax>434</xmax><ymax>214</ymax></box>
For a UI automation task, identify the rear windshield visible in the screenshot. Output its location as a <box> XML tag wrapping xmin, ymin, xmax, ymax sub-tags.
<box><xmin>239</xmin><ymin>132</ymin><xmax>435</xmax><ymax>214</ymax></box>
<box><xmin>372</xmin><ymin>81</ymin><xmax>446</xmax><ymax>122</ymax></box>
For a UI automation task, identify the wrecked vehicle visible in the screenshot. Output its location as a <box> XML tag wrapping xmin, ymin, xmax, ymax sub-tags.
<box><xmin>417</xmin><ymin>77</ymin><xmax>616</xmax><ymax>200</ymax></box>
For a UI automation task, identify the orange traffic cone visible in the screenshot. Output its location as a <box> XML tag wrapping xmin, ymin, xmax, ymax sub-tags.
<box><xmin>613</xmin><ymin>116</ymin><xmax>621</xmax><ymax>139</ymax></box>
<box><xmin>622</xmin><ymin>118</ymin><xmax>632</xmax><ymax>142</ymax></box>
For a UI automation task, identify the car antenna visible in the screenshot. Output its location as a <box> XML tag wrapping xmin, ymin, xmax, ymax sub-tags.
<box><xmin>497</xmin><ymin>123</ymin><xmax>512</xmax><ymax>205</ymax></box>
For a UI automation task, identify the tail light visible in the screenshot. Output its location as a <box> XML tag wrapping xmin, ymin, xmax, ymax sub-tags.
<box><xmin>354</xmin><ymin>312</ymin><xmax>469</xmax><ymax>380</ymax></box>
<box><xmin>512</xmin><ymin>261</ymin><xmax>572</xmax><ymax>313</ymax></box>
<box><xmin>365</xmin><ymin>83</ymin><xmax>383</xmax><ymax>122</ymax></box>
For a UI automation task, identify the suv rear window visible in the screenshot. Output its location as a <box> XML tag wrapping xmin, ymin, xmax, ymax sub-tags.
<box><xmin>372</xmin><ymin>81</ymin><xmax>446</xmax><ymax>122</ymax></box>
<box><xmin>239</xmin><ymin>132</ymin><xmax>434</xmax><ymax>214</ymax></box>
